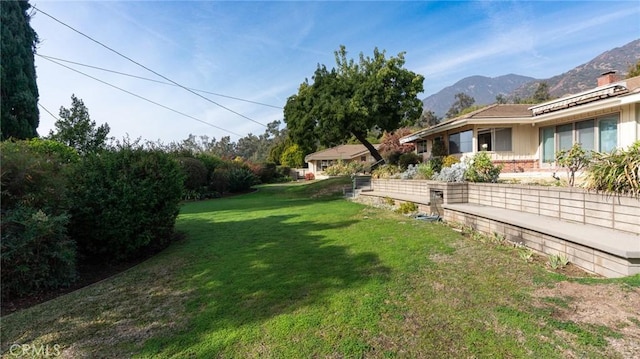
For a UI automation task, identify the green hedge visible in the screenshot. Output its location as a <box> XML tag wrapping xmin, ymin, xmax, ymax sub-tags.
<box><xmin>1</xmin><ymin>140</ymin><xmax>77</xmax><ymax>299</ymax></box>
<box><xmin>69</xmin><ymin>146</ymin><xmax>184</xmax><ymax>261</ymax></box>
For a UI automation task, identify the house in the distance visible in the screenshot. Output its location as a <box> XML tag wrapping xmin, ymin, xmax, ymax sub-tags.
<box><xmin>305</xmin><ymin>144</ymin><xmax>381</xmax><ymax>175</ymax></box>
<box><xmin>401</xmin><ymin>72</ymin><xmax>640</xmax><ymax>173</ymax></box>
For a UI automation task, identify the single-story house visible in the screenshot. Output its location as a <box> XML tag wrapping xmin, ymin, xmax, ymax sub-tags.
<box><xmin>400</xmin><ymin>72</ymin><xmax>640</xmax><ymax>172</ymax></box>
<box><xmin>305</xmin><ymin>144</ymin><xmax>381</xmax><ymax>174</ymax></box>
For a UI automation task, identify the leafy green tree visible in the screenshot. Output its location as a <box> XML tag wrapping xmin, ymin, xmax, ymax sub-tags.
<box><xmin>280</xmin><ymin>143</ymin><xmax>305</xmax><ymax>168</ymax></box>
<box><xmin>1</xmin><ymin>0</ymin><xmax>40</xmax><ymax>140</ymax></box>
<box><xmin>416</xmin><ymin>110</ymin><xmax>440</xmax><ymax>128</ymax></box>
<box><xmin>532</xmin><ymin>82</ymin><xmax>551</xmax><ymax>103</ymax></box>
<box><xmin>284</xmin><ymin>46</ymin><xmax>424</xmax><ymax>162</ymax></box>
<box><xmin>495</xmin><ymin>94</ymin><xmax>507</xmax><ymax>104</ymax></box>
<box><xmin>626</xmin><ymin>61</ymin><xmax>640</xmax><ymax>78</ymax></box>
<box><xmin>445</xmin><ymin>93</ymin><xmax>475</xmax><ymax>119</ymax></box>
<box><xmin>48</xmin><ymin>95</ymin><xmax>111</xmax><ymax>155</ymax></box>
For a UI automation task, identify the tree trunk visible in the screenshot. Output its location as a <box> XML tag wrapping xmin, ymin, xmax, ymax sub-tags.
<box><xmin>353</xmin><ymin>132</ymin><xmax>384</xmax><ymax>163</ymax></box>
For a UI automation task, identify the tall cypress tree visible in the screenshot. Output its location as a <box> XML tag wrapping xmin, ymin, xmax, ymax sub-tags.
<box><xmin>1</xmin><ymin>0</ymin><xmax>40</xmax><ymax>140</ymax></box>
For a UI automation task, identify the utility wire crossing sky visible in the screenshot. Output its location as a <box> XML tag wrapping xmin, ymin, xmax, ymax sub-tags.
<box><xmin>31</xmin><ymin>1</ymin><xmax>640</xmax><ymax>144</ymax></box>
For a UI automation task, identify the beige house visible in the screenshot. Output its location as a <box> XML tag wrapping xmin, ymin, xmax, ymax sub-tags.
<box><xmin>400</xmin><ymin>72</ymin><xmax>640</xmax><ymax>173</ymax></box>
<box><xmin>305</xmin><ymin>144</ymin><xmax>381</xmax><ymax>174</ymax></box>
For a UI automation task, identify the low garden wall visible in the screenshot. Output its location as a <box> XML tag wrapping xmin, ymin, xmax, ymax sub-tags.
<box><xmin>467</xmin><ymin>183</ymin><xmax>639</xmax><ymax>235</ymax></box>
<box><xmin>365</xmin><ymin>178</ymin><xmax>639</xmax><ymax>277</ymax></box>
<box><xmin>371</xmin><ymin>179</ymin><xmax>639</xmax><ymax>235</ymax></box>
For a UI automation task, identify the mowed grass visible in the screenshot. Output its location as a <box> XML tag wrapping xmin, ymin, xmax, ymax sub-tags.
<box><xmin>2</xmin><ymin>178</ymin><xmax>638</xmax><ymax>358</ymax></box>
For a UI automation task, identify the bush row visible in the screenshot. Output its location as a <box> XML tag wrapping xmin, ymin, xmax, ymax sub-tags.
<box><xmin>1</xmin><ymin>140</ymin><xmax>295</xmax><ymax>300</ymax></box>
<box><xmin>1</xmin><ymin>140</ymin><xmax>185</xmax><ymax>299</ymax></box>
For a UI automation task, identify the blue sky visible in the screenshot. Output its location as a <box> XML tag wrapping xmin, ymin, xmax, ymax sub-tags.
<box><xmin>31</xmin><ymin>1</ymin><xmax>640</xmax><ymax>144</ymax></box>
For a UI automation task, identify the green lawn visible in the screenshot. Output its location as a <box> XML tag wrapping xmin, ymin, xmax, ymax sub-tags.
<box><xmin>2</xmin><ymin>178</ymin><xmax>638</xmax><ymax>358</ymax></box>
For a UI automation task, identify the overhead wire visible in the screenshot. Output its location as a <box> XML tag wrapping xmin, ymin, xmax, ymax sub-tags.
<box><xmin>36</xmin><ymin>54</ymin><xmax>283</xmax><ymax>110</ymax></box>
<box><xmin>40</xmin><ymin>55</ymin><xmax>242</xmax><ymax>137</ymax></box>
<box><xmin>38</xmin><ymin>102</ymin><xmax>61</xmax><ymax>122</ymax></box>
<box><xmin>31</xmin><ymin>4</ymin><xmax>268</xmax><ymax>129</ymax></box>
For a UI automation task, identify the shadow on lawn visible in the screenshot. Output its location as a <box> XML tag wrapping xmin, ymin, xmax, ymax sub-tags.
<box><xmin>140</xmin><ymin>207</ymin><xmax>390</xmax><ymax>356</ymax></box>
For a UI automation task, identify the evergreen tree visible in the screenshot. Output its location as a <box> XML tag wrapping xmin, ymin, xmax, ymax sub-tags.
<box><xmin>626</xmin><ymin>61</ymin><xmax>640</xmax><ymax>78</ymax></box>
<box><xmin>416</xmin><ymin>109</ymin><xmax>440</xmax><ymax>128</ymax></box>
<box><xmin>48</xmin><ymin>95</ymin><xmax>111</xmax><ymax>154</ymax></box>
<box><xmin>1</xmin><ymin>0</ymin><xmax>40</xmax><ymax>140</ymax></box>
<box><xmin>445</xmin><ymin>93</ymin><xmax>475</xmax><ymax>119</ymax></box>
<box><xmin>532</xmin><ymin>82</ymin><xmax>551</xmax><ymax>103</ymax></box>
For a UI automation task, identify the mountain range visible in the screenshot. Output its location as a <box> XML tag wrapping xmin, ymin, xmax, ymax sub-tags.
<box><xmin>423</xmin><ymin>38</ymin><xmax>640</xmax><ymax>118</ymax></box>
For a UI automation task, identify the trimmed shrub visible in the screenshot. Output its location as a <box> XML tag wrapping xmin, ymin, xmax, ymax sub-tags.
<box><xmin>372</xmin><ymin>164</ymin><xmax>402</xmax><ymax>179</ymax></box>
<box><xmin>398</xmin><ymin>152</ymin><xmax>421</xmax><ymax>170</ymax></box>
<box><xmin>416</xmin><ymin>162</ymin><xmax>435</xmax><ymax>180</ymax></box>
<box><xmin>69</xmin><ymin>146</ymin><xmax>184</xmax><ymax>262</ymax></box>
<box><xmin>435</xmin><ymin>162</ymin><xmax>467</xmax><ymax>182</ymax></box>
<box><xmin>464</xmin><ymin>152</ymin><xmax>502</xmax><ymax>183</ymax></box>
<box><xmin>212</xmin><ymin>167</ymin><xmax>230</xmax><ymax>195</ymax></box>
<box><xmin>426</xmin><ymin>157</ymin><xmax>444</xmax><ymax>174</ymax></box>
<box><xmin>442</xmin><ymin>155</ymin><xmax>460</xmax><ymax>168</ymax></box>
<box><xmin>276</xmin><ymin>166</ymin><xmax>291</xmax><ymax>178</ymax></box>
<box><xmin>305</xmin><ymin>172</ymin><xmax>315</xmax><ymax>180</ymax></box>
<box><xmin>227</xmin><ymin>165</ymin><xmax>260</xmax><ymax>193</ymax></box>
<box><xmin>1</xmin><ymin>140</ymin><xmax>77</xmax><ymax>299</ymax></box>
<box><xmin>384</xmin><ymin>150</ymin><xmax>403</xmax><ymax>166</ymax></box>
<box><xmin>176</xmin><ymin>157</ymin><xmax>208</xmax><ymax>192</ymax></box>
<box><xmin>251</xmin><ymin>162</ymin><xmax>277</xmax><ymax>183</ymax></box>
<box><xmin>1</xmin><ymin>207</ymin><xmax>76</xmax><ymax>299</ymax></box>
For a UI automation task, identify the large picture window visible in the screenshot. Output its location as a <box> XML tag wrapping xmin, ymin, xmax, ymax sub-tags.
<box><xmin>540</xmin><ymin>114</ymin><xmax>618</xmax><ymax>164</ymax></box>
<box><xmin>477</xmin><ymin>128</ymin><xmax>512</xmax><ymax>151</ymax></box>
<box><xmin>542</xmin><ymin>127</ymin><xmax>555</xmax><ymax>163</ymax></box>
<box><xmin>557</xmin><ymin>124</ymin><xmax>573</xmax><ymax>151</ymax></box>
<box><xmin>576</xmin><ymin>120</ymin><xmax>595</xmax><ymax>151</ymax></box>
<box><xmin>599</xmin><ymin>117</ymin><xmax>618</xmax><ymax>152</ymax></box>
<box><xmin>449</xmin><ymin>130</ymin><xmax>472</xmax><ymax>154</ymax></box>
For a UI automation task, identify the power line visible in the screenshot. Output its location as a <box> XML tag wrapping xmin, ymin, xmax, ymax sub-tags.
<box><xmin>40</xmin><ymin>55</ymin><xmax>242</xmax><ymax>137</ymax></box>
<box><xmin>32</xmin><ymin>4</ymin><xmax>268</xmax><ymax>128</ymax></box>
<box><xmin>38</xmin><ymin>102</ymin><xmax>60</xmax><ymax>122</ymax></box>
<box><xmin>36</xmin><ymin>54</ymin><xmax>283</xmax><ymax>110</ymax></box>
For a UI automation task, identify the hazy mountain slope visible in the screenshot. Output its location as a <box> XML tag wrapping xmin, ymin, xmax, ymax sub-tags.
<box><xmin>422</xmin><ymin>74</ymin><xmax>535</xmax><ymax>118</ymax></box>
<box><xmin>422</xmin><ymin>39</ymin><xmax>640</xmax><ymax>118</ymax></box>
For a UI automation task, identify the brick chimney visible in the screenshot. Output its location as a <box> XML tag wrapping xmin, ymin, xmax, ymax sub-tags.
<box><xmin>597</xmin><ymin>70</ymin><xmax>619</xmax><ymax>86</ymax></box>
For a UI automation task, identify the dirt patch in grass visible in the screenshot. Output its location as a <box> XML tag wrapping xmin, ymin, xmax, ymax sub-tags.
<box><xmin>534</xmin><ymin>281</ymin><xmax>640</xmax><ymax>358</ymax></box>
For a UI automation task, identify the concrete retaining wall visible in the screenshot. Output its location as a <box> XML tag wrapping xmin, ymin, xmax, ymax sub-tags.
<box><xmin>466</xmin><ymin>183</ymin><xmax>639</xmax><ymax>235</ymax></box>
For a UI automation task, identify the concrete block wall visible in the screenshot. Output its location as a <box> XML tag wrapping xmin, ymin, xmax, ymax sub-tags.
<box><xmin>467</xmin><ymin>183</ymin><xmax>639</xmax><ymax>235</ymax></box>
<box><xmin>371</xmin><ymin>179</ymin><xmax>467</xmax><ymax>204</ymax></box>
<box><xmin>444</xmin><ymin>209</ymin><xmax>640</xmax><ymax>278</ymax></box>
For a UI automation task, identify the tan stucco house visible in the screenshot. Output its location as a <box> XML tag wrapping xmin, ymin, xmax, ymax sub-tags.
<box><xmin>400</xmin><ymin>72</ymin><xmax>640</xmax><ymax>172</ymax></box>
<box><xmin>305</xmin><ymin>144</ymin><xmax>381</xmax><ymax>174</ymax></box>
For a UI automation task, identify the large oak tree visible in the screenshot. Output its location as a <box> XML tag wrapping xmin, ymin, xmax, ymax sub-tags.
<box><xmin>284</xmin><ymin>46</ymin><xmax>424</xmax><ymax>162</ymax></box>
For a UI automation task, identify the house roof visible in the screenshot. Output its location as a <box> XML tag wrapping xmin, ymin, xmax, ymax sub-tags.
<box><xmin>304</xmin><ymin>144</ymin><xmax>380</xmax><ymax>162</ymax></box>
<box><xmin>400</xmin><ymin>104</ymin><xmax>532</xmax><ymax>143</ymax></box>
<box><xmin>528</xmin><ymin>83</ymin><xmax>628</xmax><ymax>115</ymax></box>
<box><xmin>401</xmin><ymin>75</ymin><xmax>640</xmax><ymax>144</ymax></box>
